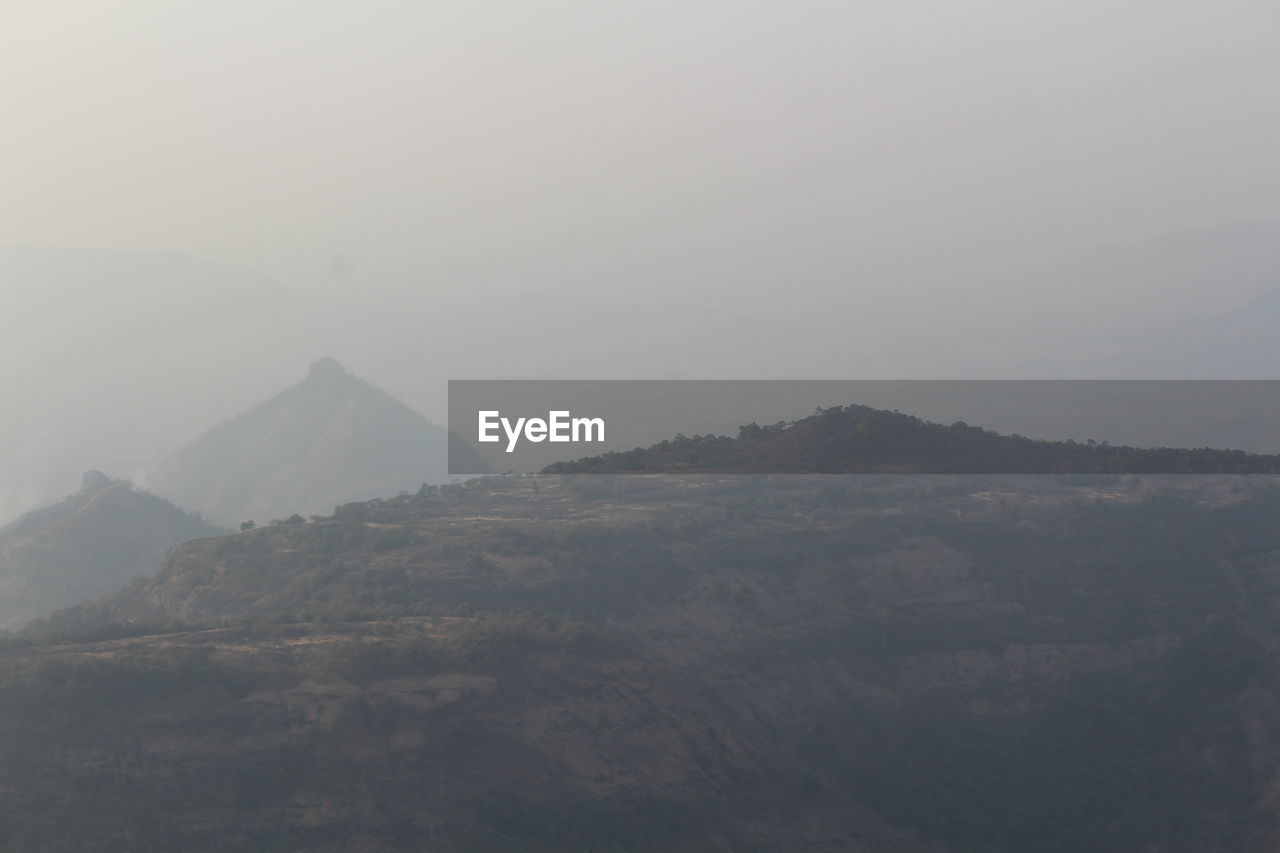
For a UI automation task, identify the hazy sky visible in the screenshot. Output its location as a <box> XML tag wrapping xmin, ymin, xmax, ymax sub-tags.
<box><xmin>4</xmin><ymin>1</ymin><xmax>1276</xmax><ymax>286</ymax></box>
<box><xmin>2</xmin><ymin>1</ymin><xmax>1279</xmax><ymax>519</ymax></box>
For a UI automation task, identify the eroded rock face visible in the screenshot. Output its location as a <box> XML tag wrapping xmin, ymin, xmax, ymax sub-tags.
<box><xmin>8</xmin><ymin>474</ymin><xmax>1280</xmax><ymax>851</ymax></box>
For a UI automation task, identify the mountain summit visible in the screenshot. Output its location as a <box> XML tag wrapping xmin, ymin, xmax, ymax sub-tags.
<box><xmin>0</xmin><ymin>474</ymin><xmax>223</xmax><ymax>631</ymax></box>
<box><xmin>150</xmin><ymin>360</ymin><xmax>486</xmax><ymax>526</ymax></box>
<box><xmin>305</xmin><ymin>355</ymin><xmax>349</xmax><ymax>384</ymax></box>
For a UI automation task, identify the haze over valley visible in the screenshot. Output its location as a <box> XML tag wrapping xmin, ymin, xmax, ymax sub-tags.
<box><xmin>3</xmin><ymin>2</ymin><xmax>1279</xmax><ymax>850</ymax></box>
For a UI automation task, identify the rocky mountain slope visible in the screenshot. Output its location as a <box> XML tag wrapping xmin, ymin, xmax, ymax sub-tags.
<box><xmin>149</xmin><ymin>358</ymin><xmax>487</xmax><ymax>527</ymax></box>
<box><xmin>0</xmin><ymin>471</ymin><xmax>224</xmax><ymax>632</ymax></box>
<box><xmin>10</xmin><ymin>472</ymin><xmax>1280</xmax><ymax>851</ymax></box>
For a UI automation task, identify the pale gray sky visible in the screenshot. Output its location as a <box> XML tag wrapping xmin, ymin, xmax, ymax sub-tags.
<box><xmin>2</xmin><ymin>1</ymin><xmax>1279</xmax><ymax>519</ymax></box>
<box><xmin>4</xmin><ymin>1</ymin><xmax>1277</xmax><ymax>285</ymax></box>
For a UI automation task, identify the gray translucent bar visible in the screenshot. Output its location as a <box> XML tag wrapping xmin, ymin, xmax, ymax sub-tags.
<box><xmin>447</xmin><ymin>380</ymin><xmax>1280</xmax><ymax>475</ymax></box>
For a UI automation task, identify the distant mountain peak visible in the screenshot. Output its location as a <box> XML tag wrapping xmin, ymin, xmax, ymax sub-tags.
<box><xmin>79</xmin><ymin>470</ymin><xmax>112</xmax><ymax>493</ymax></box>
<box><xmin>306</xmin><ymin>356</ymin><xmax>349</xmax><ymax>383</ymax></box>
<box><xmin>151</xmin><ymin>361</ymin><xmax>488</xmax><ymax>527</ymax></box>
<box><xmin>0</xmin><ymin>477</ymin><xmax>224</xmax><ymax>631</ymax></box>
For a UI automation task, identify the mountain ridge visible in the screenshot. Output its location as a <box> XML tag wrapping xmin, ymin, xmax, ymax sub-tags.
<box><xmin>0</xmin><ymin>472</ymin><xmax>225</xmax><ymax>632</ymax></box>
<box><xmin>13</xmin><ymin>472</ymin><xmax>1280</xmax><ymax>850</ymax></box>
<box><xmin>544</xmin><ymin>403</ymin><xmax>1280</xmax><ymax>474</ymax></box>
<box><xmin>150</xmin><ymin>359</ymin><xmax>488</xmax><ymax>527</ymax></box>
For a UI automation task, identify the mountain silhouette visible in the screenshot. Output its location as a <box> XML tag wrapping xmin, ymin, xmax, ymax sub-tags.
<box><xmin>545</xmin><ymin>404</ymin><xmax>1280</xmax><ymax>474</ymax></box>
<box><xmin>0</xmin><ymin>472</ymin><xmax>224</xmax><ymax>631</ymax></box>
<box><xmin>150</xmin><ymin>359</ymin><xmax>487</xmax><ymax>526</ymax></box>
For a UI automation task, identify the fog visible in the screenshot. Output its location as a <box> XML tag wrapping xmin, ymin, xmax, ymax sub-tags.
<box><xmin>2</xmin><ymin>0</ymin><xmax>1278</xmax><ymax>519</ymax></box>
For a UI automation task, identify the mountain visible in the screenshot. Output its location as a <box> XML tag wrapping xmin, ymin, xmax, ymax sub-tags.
<box><xmin>545</xmin><ymin>403</ymin><xmax>1280</xmax><ymax>474</ymax></box>
<box><xmin>13</xmin><ymin>472</ymin><xmax>1280</xmax><ymax>851</ymax></box>
<box><xmin>149</xmin><ymin>358</ymin><xmax>488</xmax><ymax>527</ymax></box>
<box><xmin>0</xmin><ymin>245</ymin><xmax>324</xmax><ymax>525</ymax></box>
<box><xmin>0</xmin><ymin>471</ymin><xmax>225</xmax><ymax>632</ymax></box>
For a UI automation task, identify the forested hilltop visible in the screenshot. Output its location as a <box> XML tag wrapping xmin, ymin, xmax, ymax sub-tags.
<box><xmin>545</xmin><ymin>404</ymin><xmax>1280</xmax><ymax>474</ymax></box>
<box><xmin>6</xmin><ymin>472</ymin><xmax>1280</xmax><ymax>850</ymax></box>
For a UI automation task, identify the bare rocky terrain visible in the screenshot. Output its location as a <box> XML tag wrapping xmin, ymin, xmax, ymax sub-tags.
<box><xmin>7</xmin><ymin>473</ymin><xmax>1280</xmax><ymax>851</ymax></box>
